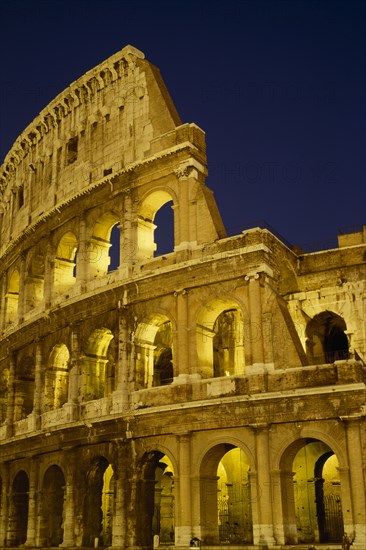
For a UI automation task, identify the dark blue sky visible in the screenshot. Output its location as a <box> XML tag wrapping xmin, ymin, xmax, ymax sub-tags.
<box><xmin>1</xmin><ymin>0</ymin><xmax>365</xmax><ymax>250</ymax></box>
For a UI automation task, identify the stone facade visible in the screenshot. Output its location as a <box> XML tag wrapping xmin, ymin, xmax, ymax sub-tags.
<box><xmin>0</xmin><ymin>45</ymin><xmax>365</xmax><ymax>549</ymax></box>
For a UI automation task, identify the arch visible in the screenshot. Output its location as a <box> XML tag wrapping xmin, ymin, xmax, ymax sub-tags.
<box><xmin>82</xmin><ymin>328</ymin><xmax>115</xmax><ymax>401</ymax></box>
<box><xmin>8</xmin><ymin>470</ymin><xmax>29</xmax><ymax>546</ymax></box>
<box><xmin>54</xmin><ymin>231</ymin><xmax>78</xmax><ymax>295</ymax></box>
<box><xmin>82</xmin><ymin>457</ymin><xmax>113</xmax><ymax>547</ymax></box>
<box><xmin>199</xmin><ymin>442</ymin><xmax>253</xmax><ymax>545</ymax></box>
<box><xmin>38</xmin><ymin>465</ymin><xmax>65</xmax><ymax>546</ymax></box>
<box><xmin>44</xmin><ymin>344</ymin><xmax>70</xmax><ymax>411</ymax></box>
<box><xmin>306</xmin><ymin>311</ymin><xmax>349</xmax><ymax>365</ymax></box>
<box><xmin>134</xmin><ymin>313</ymin><xmax>174</xmax><ymax>389</ymax></box>
<box><xmin>279</xmin><ymin>438</ymin><xmax>344</xmax><ymax>544</ymax></box>
<box><xmin>137</xmin><ymin>189</ymin><xmax>175</xmax><ymax>260</ymax></box>
<box><xmin>88</xmin><ymin>211</ymin><xmax>120</xmax><ymax>277</ymax></box>
<box><xmin>5</xmin><ymin>268</ymin><xmax>20</xmax><ymax>324</ymax></box>
<box><xmin>196</xmin><ymin>298</ymin><xmax>245</xmax><ymax>378</ymax></box>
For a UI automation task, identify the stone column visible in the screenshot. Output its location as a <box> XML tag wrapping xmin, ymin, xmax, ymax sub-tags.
<box><xmin>0</xmin><ymin>273</ymin><xmax>6</xmax><ymax>331</ymax></box>
<box><xmin>76</xmin><ymin>215</ymin><xmax>88</xmax><ymax>288</ymax></box>
<box><xmin>112</xmin><ymin>311</ymin><xmax>129</xmax><ymax>413</ymax></box>
<box><xmin>66</xmin><ymin>326</ymin><xmax>80</xmax><ymax>421</ymax></box>
<box><xmin>270</xmin><ymin>469</ymin><xmax>286</xmax><ymax>544</ymax></box>
<box><xmin>5</xmin><ymin>353</ymin><xmax>15</xmax><ymax>437</ymax></box>
<box><xmin>344</xmin><ymin>417</ymin><xmax>366</xmax><ymax>548</ymax></box>
<box><xmin>0</xmin><ymin>463</ymin><xmax>10</xmax><ymax>547</ymax></box>
<box><xmin>18</xmin><ymin>253</ymin><xmax>26</xmax><ymax>322</ymax></box>
<box><xmin>175</xmin><ymin>290</ymin><xmax>189</xmax><ymax>378</ymax></box>
<box><xmin>43</xmin><ymin>243</ymin><xmax>54</xmax><ymax>308</ymax></box>
<box><xmin>176</xmin><ymin>433</ymin><xmax>192</xmax><ymax>545</ymax></box>
<box><xmin>111</xmin><ymin>447</ymin><xmax>128</xmax><ymax>547</ymax></box>
<box><xmin>29</xmin><ymin>340</ymin><xmax>42</xmax><ymax>431</ymax></box>
<box><xmin>25</xmin><ymin>458</ymin><xmax>39</xmax><ymax>546</ymax></box>
<box><xmin>61</xmin><ymin>452</ymin><xmax>77</xmax><ymax>547</ymax></box>
<box><xmin>252</xmin><ymin>424</ymin><xmax>276</xmax><ymax>545</ymax></box>
<box><xmin>245</xmin><ymin>273</ymin><xmax>264</xmax><ymax>365</ymax></box>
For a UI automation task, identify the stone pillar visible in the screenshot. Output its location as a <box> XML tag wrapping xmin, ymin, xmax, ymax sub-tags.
<box><xmin>176</xmin><ymin>433</ymin><xmax>192</xmax><ymax>544</ymax></box>
<box><xmin>66</xmin><ymin>326</ymin><xmax>80</xmax><ymax>421</ymax></box>
<box><xmin>112</xmin><ymin>310</ymin><xmax>129</xmax><ymax>413</ymax></box>
<box><xmin>245</xmin><ymin>274</ymin><xmax>264</xmax><ymax>365</ymax></box>
<box><xmin>279</xmin><ymin>469</ymin><xmax>297</xmax><ymax>544</ymax></box>
<box><xmin>0</xmin><ymin>273</ymin><xmax>6</xmax><ymax>331</ymax></box>
<box><xmin>270</xmin><ymin>469</ymin><xmax>286</xmax><ymax>544</ymax></box>
<box><xmin>344</xmin><ymin>417</ymin><xmax>366</xmax><ymax>548</ymax></box>
<box><xmin>120</xmin><ymin>191</ymin><xmax>135</xmax><ymax>267</ymax></box>
<box><xmin>252</xmin><ymin>424</ymin><xmax>276</xmax><ymax>545</ymax></box>
<box><xmin>175</xmin><ymin>290</ymin><xmax>189</xmax><ymax>378</ymax></box>
<box><xmin>30</xmin><ymin>340</ymin><xmax>42</xmax><ymax>430</ymax></box>
<box><xmin>338</xmin><ymin>466</ymin><xmax>354</xmax><ymax>539</ymax></box>
<box><xmin>76</xmin><ymin>215</ymin><xmax>88</xmax><ymax>288</ymax></box>
<box><xmin>43</xmin><ymin>243</ymin><xmax>54</xmax><ymax>308</ymax></box>
<box><xmin>61</xmin><ymin>453</ymin><xmax>77</xmax><ymax>547</ymax></box>
<box><xmin>111</xmin><ymin>447</ymin><xmax>128</xmax><ymax>547</ymax></box>
<box><xmin>0</xmin><ymin>464</ymin><xmax>10</xmax><ymax>547</ymax></box>
<box><xmin>5</xmin><ymin>353</ymin><xmax>15</xmax><ymax>436</ymax></box>
<box><xmin>25</xmin><ymin>458</ymin><xmax>39</xmax><ymax>546</ymax></box>
<box><xmin>18</xmin><ymin>253</ymin><xmax>26</xmax><ymax>322</ymax></box>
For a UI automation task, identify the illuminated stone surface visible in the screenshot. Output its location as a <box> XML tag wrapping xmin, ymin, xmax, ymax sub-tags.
<box><xmin>0</xmin><ymin>45</ymin><xmax>365</xmax><ymax>549</ymax></box>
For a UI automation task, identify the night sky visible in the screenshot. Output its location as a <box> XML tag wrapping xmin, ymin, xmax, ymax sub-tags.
<box><xmin>1</xmin><ymin>0</ymin><xmax>365</xmax><ymax>251</ymax></box>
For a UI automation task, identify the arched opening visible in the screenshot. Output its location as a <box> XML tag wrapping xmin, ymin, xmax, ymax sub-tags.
<box><xmin>138</xmin><ymin>190</ymin><xmax>175</xmax><ymax>260</ymax></box>
<box><xmin>5</xmin><ymin>268</ymin><xmax>20</xmax><ymax>324</ymax></box>
<box><xmin>82</xmin><ymin>458</ymin><xmax>114</xmax><ymax>547</ymax></box>
<box><xmin>154</xmin><ymin>201</ymin><xmax>174</xmax><ymax>256</ymax></box>
<box><xmin>44</xmin><ymin>344</ymin><xmax>70</xmax><ymax>411</ymax></box>
<box><xmin>135</xmin><ymin>315</ymin><xmax>174</xmax><ymax>389</ymax></box>
<box><xmin>200</xmin><ymin>444</ymin><xmax>253</xmax><ymax>545</ymax></box>
<box><xmin>153</xmin><ymin>455</ymin><xmax>175</xmax><ymax>545</ymax></box>
<box><xmin>8</xmin><ymin>471</ymin><xmax>29</xmax><ymax>546</ymax></box>
<box><xmin>197</xmin><ymin>299</ymin><xmax>245</xmax><ymax>378</ymax></box>
<box><xmin>24</xmin><ymin>247</ymin><xmax>45</xmax><ymax>312</ymax></box>
<box><xmin>280</xmin><ymin>439</ymin><xmax>344</xmax><ymax>544</ymax></box>
<box><xmin>82</xmin><ymin>329</ymin><xmax>115</xmax><ymax>401</ymax></box>
<box><xmin>14</xmin><ymin>356</ymin><xmax>35</xmax><ymax>420</ymax></box>
<box><xmin>53</xmin><ymin>232</ymin><xmax>78</xmax><ymax>295</ymax></box>
<box><xmin>0</xmin><ymin>367</ymin><xmax>9</xmax><ymax>423</ymax></box>
<box><xmin>306</xmin><ymin>311</ymin><xmax>349</xmax><ymax>365</ymax></box>
<box><xmin>135</xmin><ymin>451</ymin><xmax>175</xmax><ymax>547</ymax></box>
<box><xmin>38</xmin><ymin>466</ymin><xmax>65</xmax><ymax>546</ymax></box>
<box><xmin>88</xmin><ymin>212</ymin><xmax>120</xmax><ymax>278</ymax></box>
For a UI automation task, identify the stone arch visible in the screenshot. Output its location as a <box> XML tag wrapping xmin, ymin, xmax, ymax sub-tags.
<box><xmin>278</xmin><ymin>437</ymin><xmax>345</xmax><ymax>545</ymax></box>
<box><xmin>306</xmin><ymin>311</ymin><xmax>349</xmax><ymax>364</ymax></box>
<box><xmin>137</xmin><ymin>188</ymin><xmax>176</xmax><ymax>260</ymax></box>
<box><xmin>8</xmin><ymin>470</ymin><xmax>29</xmax><ymax>546</ymax></box>
<box><xmin>82</xmin><ymin>328</ymin><xmax>115</xmax><ymax>401</ymax></box>
<box><xmin>44</xmin><ymin>344</ymin><xmax>70</xmax><ymax>411</ymax></box>
<box><xmin>53</xmin><ymin>231</ymin><xmax>78</xmax><ymax>296</ymax></box>
<box><xmin>38</xmin><ymin>465</ymin><xmax>65</xmax><ymax>546</ymax></box>
<box><xmin>196</xmin><ymin>298</ymin><xmax>245</xmax><ymax>378</ymax></box>
<box><xmin>82</xmin><ymin>456</ymin><xmax>114</xmax><ymax>547</ymax></box>
<box><xmin>134</xmin><ymin>313</ymin><xmax>174</xmax><ymax>389</ymax></box>
<box><xmin>5</xmin><ymin>267</ymin><xmax>20</xmax><ymax>324</ymax></box>
<box><xmin>198</xmin><ymin>441</ymin><xmax>253</xmax><ymax>544</ymax></box>
<box><xmin>88</xmin><ymin>211</ymin><xmax>120</xmax><ymax>277</ymax></box>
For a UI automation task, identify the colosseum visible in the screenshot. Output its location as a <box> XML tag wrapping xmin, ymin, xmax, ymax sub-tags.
<box><xmin>0</xmin><ymin>44</ymin><xmax>365</xmax><ymax>550</ymax></box>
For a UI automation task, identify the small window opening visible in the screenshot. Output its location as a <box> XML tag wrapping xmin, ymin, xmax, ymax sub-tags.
<box><xmin>108</xmin><ymin>224</ymin><xmax>120</xmax><ymax>272</ymax></box>
<box><xmin>104</xmin><ymin>168</ymin><xmax>113</xmax><ymax>176</ymax></box>
<box><xmin>67</xmin><ymin>137</ymin><xmax>78</xmax><ymax>164</ymax></box>
<box><xmin>18</xmin><ymin>186</ymin><xmax>24</xmax><ymax>209</ymax></box>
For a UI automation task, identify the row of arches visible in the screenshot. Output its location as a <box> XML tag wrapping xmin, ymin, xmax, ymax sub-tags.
<box><xmin>2</xmin><ymin>191</ymin><xmax>175</xmax><ymax>326</ymax></box>
<box><xmin>0</xmin><ymin>437</ymin><xmax>346</xmax><ymax>547</ymax></box>
<box><xmin>0</xmin><ymin>308</ymin><xmax>350</xmax><ymax>423</ymax></box>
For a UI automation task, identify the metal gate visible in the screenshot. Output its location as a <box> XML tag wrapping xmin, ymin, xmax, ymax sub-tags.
<box><xmin>323</xmin><ymin>494</ymin><xmax>343</xmax><ymax>542</ymax></box>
